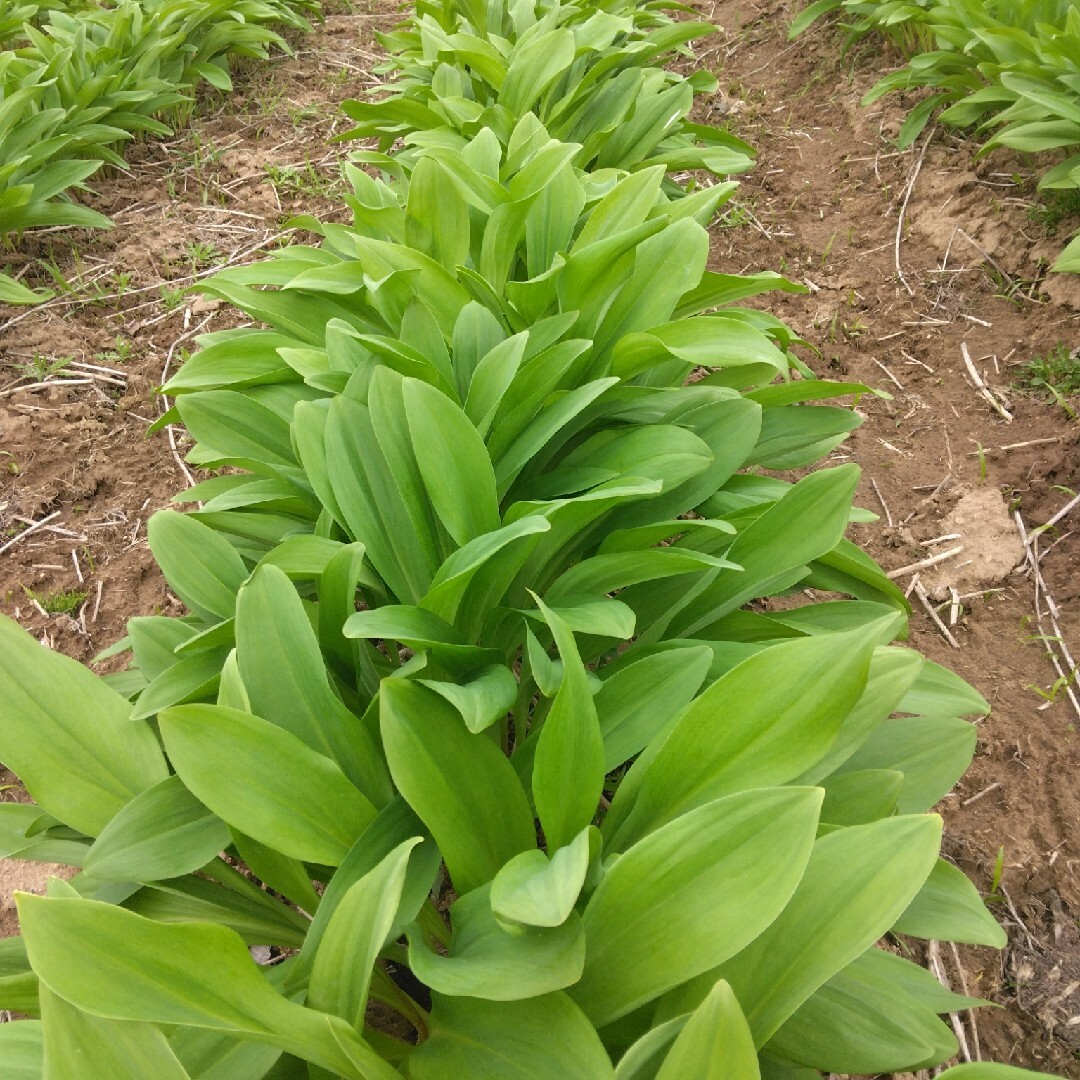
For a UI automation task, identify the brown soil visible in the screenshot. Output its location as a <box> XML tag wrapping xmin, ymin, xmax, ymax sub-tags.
<box><xmin>1</xmin><ymin>1</ymin><xmax>1079</xmax><ymax>1074</ymax></box>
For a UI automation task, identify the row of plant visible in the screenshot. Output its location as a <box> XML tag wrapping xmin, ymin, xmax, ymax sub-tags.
<box><xmin>791</xmin><ymin>0</ymin><xmax>1080</xmax><ymax>272</ymax></box>
<box><xmin>0</xmin><ymin>0</ymin><xmax>1059</xmax><ymax>1076</ymax></box>
<box><xmin>0</xmin><ymin>0</ymin><xmax>319</xmax><ymax>305</ymax></box>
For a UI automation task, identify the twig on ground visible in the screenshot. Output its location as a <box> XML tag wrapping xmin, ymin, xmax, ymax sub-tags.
<box><xmin>887</xmin><ymin>545</ymin><xmax>964</xmax><ymax>580</ymax></box>
<box><xmin>928</xmin><ymin>940</ymin><xmax>974</xmax><ymax>1063</ymax></box>
<box><xmin>962</xmin><ymin>782</ymin><xmax>1001</xmax><ymax>806</ymax></box>
<box><xmin>896</xmin><ymin>127</ymin><xmax>935</xmax><ymax>296</ymax></box>
<box><xmin>870</xmin><ymin>478</ymin><xmax>894</xmax><ymax>527</ymax></box>
<box><xmin>913</xmin><ymin>581</ymin><xmax>961</xmax><ymax>648</ymax></box>
<box><xmin>920</xmin><ymin>533</ymin><xmax>961</xmax><ymax>546</ymax></box>
<box><xmin>1030</xmin><ymin>490</ymin><xmax>1080</xmax><ymax>542</ymax></box>
<box><xmin>872</xmin><ymin>357</ymin><xmax>905</xmax><ymax>390</ymax></box>
<box><xmin>960</xmin><ymin>342</ymin><xmax>1013</xmax><ymax>421</ymax></box>
<box><xmin>0</xmin><ymin>512</ymin><xmax>61</xmax><ymax>556</ymax></box>
<box><xmin>90</xmin><ymin>579</ymin><xmax>104</xmax><ymax>624</ymax></box>
<box><xmin>1014</xmin><ymin>510</ymin><xmax>1080</xmax><ymax>721</ymax></box>
<box><xmin>947</xmin><ymin>941</ymin><xmax>982</xmax><ymax>1062</ymax></box>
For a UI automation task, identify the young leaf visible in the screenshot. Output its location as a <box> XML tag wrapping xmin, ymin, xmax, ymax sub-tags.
<box><xmin>655</xmin><ymin>979</ymin><xmax>759</xmax><ymax>1080</ymax></box>
<box><xmin>572</xmin><ymin>787</ymin><xmax>822</xmax><ymax>1026</ymax></box>
<box><xmin>531</xmin><ymin>598</ymin><xmax>606</xmax><ymax>852</ymax></box>
<box><xmin>159</xmin><ymin>704</ymin><xmax>376</xmax><ymax>867</ymax></box>
<box><xmin>408</xmin><ymin>884</ymin><xmax>585</xmax><ymax>1001</ymax></box>
<box><xmin>380</xmin><ymin>680</ymin><xmax>534</xmax><ymax>894</ymax></box>
<box><xmin>490</xmin><ymin>827</ymin><xmax>593</xmax><ymax>929</ymax></box>
<box><xmin>18</xmin><ymin>896</ymin><xmax>400</xmax><ymax>1080</ymax></box>
<box><xmin>0</xmin><ymin>615</ymin><xmax>168</xmax><ymax>837</ymax></box>
<box><xmin>308</xmin><ymin>839</ymin><xmax>421</xmax><ymax>1029</ymax></box>
<box><xmin>83</xmin><ymin>775</ymin><xmax>228</xmax><ymax>883</ymax></box>
<box><xmin>410</xmin><ymin>992</ymin><xmax>614</xmax><ymax>1080</ymax></box>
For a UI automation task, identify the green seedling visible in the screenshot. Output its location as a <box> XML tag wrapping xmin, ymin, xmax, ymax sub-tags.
<box><xmin>21</xmin><ymin>586</ymin><xmax>88</xmax><ymax>615</ymax></box>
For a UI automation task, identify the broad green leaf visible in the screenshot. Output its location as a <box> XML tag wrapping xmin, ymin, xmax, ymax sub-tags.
<box><xmin>656</xmin><ymin>979</ymin><xmax>758</xmax><ymax>1080</ymax></box>
<box><xmin>897</xmin><ymin>658</ymin><xmax>989</xmax><ymax>716</ymax></box>
<box><xmin>704</xmin><ymin>814</ymin><xmax>943</xmax><ymax>1044</ymax></box>
<box><xmin>380</xmin><ymin>680</ymin><xmax>534</xmax><ymax>894</ymax></box>
<box><xmin>893</xmin><ymin>857</ymin><xmax>1007</xmax><ymax>946</ymax></box>
<box><xmin>856</xmin><ymin>947</ymin><xmax>987</xmax><ymax>1014</ymax></box>
<box><xmin>231</xmin><ymin>831</ymin><xmax>321</xmax><ymax>916</ymax></box>
<box><xmin>236</xmin><ymin>565</ymin><xmax>392</xmax><ymax>805</ymax></box>
<box><xmin>834</xmin><ymin>715</ymin><xmax>976</xmax><ymax>812</ymax></box>
<box><xmin>325</xmin><ymin>393</ymin><xmax>440</xmax><ymax>604</ymax></box>
<box><xmin>290</xmin><ymin>799</ymin><xmax>440</xmax><ymax>989</ymax></box>
<box><xmin>490</xmin><ymin>828</ymin><xmax>592</xmax><ymax>928</ymax></box>
<box><xmin>408</xmin><ymin>884</ymin><xmax>585</xmax><ymax>1000</ymax></box>
<box><xmin>0</xmin><ymin>1019</ymin><xmax>42</xmax><ymax>1079</ymax></box>
<box><xmin>764</xmin><ymin>952</ymin><xmax>956</xmax><ymax>1073</ymax></box>
<box><xmin>174</xmin><ymin>391</ymin><xmax>296</xmax><ymax>468</ymax></box>
<box><xmin>0</xmin><ymin>614</ymin><xmax>167</xmax><ymax>837</ymax></box>
<box><xmin>146</xmin><ymin>512</ymin><xmax>249</xmax><ymax>624</ymax></box>
<box><xmin>640</xmin><ymin>464</ymin><xmax>860</xmax><ymax>641</ymax></box>
<box><xmin>936</xmin><ymin>1065</ymin><xmax>1061</xmax><ymax>1079</ymax></box>
<box><xmin>500</xmin><ymin>28</ymin><xmax>575</xmax><ymax>116</ymax></box>
<box><xmin>160</xmin><ymin>704</ymin><xmax>376</xmax><ymax>866</ymax></box>
<box><xmin>410</xmin><ymin>992</ymin><xmax>614</xmax><ymax>1080</ymax></box>
<box><xmin>595</xmin><ymin>646</ymin><xmax>713</xmax><ymax>770</ymax></box>
<box><xmin>405</xmin><ymin>157</ymin><xmax>470</xmax><ymax>269</ymax></box>
<box><xmin>419</xmin><ymin>665</ymin><xmax>518</xmax><ymax>734</ymax></box>
<box><xmin>18</xmin><ymin>896</ymin><xmax>399</xmax><ymax>1080</ymax></box>
<box><xmin>41</xmin><ymin>984</ymin><xmax>192</xmax><ymax>1080</ymax></box>
<box><xmin>572</xmin><ymin>787</ymin><xmax>822</xmax><ymax>1026</ymax></box>
<box><xmin>83</xmin><ymin>775</ymin><xmax>228</xmax><ymax>883</ymax></box>
<box><xmin>604</xmin><ymin>626</ymin><xmax>878</xmax><ymax>851</ymax></box>
<box><xmin>531</xmin><ymin>599</ymin><xmax>606</xmax><ymax>852</ymax></box>
<box><xmin>309</xmin><ymin>839</ymin><xmax>420</xmax><ymax>1029</ymax></box>
<box><xmin>403</xmin><ymin>378</ymin><xmax>502</xmax><ymax>545</ymax></box>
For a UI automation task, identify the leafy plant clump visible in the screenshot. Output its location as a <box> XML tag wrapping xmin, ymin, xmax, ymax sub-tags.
<box><xmin>790</xmin><ymin>0</ymin><xmax>1080</xmax><ymax>272</ymax></box>
<box><xmin>0</xmin><ymin>1</ymin><xmax>1064</xmax><ymax>1077</ymax></box>
<box><xmin>0</xmin><ymin>0</ymin><xmax>320</xmax><ymax>305</ymax></box>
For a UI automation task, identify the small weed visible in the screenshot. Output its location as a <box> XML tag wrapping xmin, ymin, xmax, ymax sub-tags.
<box><xmin>183</xmin><ymin>241</ymin><xmax>223</xmax><ymax>272</ymax></box>
<box><xmin>159</xmin><ymin>285</ymin><xmax>187</xmax><ymax>311</ymax></box>
<box><xmin>94</xmin><ymin>336</ymin><xmax>135</xmax><ymax>365</ymax></box>
<box><xmin>265</xmin><ymin>161</ymin><xmax>342</xmax><ymax>200</ymax></box>
<box><xmin>15</xmin><ymin>354</ymin><xmax>72</xmax><ymax>380</ymax></box>
<box><xmin>1015</xmin><ymin>344</ymin><xmax>1080</xmax><ymax>418</ymax></box>
<box><xmin>986</xmin><ymin>846</ymin><xmax>1005</xmax><ymax>903</ymax></box>
<box><xmin>22</xmin><ymin>586</ymin><xmax>89</xmax><ymax>615</ymax></box>
<box><xmin>1027</xmin><ymin>188</ymin><xmax>1080</xmax><ymax>236</ymax></box>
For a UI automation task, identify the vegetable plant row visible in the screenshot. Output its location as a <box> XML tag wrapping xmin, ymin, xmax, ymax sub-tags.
<box><xmin>0</xmin><ymin>0</ymin><xmax>319</xmax><ymax>305</ymax></box>
<box><xmin>791</xmin><ymin>0</ymin><xmax>1080</xmax><ymax>272</ymax></box>
<box><xmin>0</xmin><ymin>0</ymin><xmax>1061</xmax><ymax>1076</ymax></box>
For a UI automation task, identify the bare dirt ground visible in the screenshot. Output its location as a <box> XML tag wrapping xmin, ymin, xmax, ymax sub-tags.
<box><xmin>1</xmin><ymin>1</ymin><xmax>1079</xmax><ymax>1075</ymax></box>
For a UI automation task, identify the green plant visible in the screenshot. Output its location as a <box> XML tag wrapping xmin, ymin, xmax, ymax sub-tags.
<box><xmin>182</xmin><ymin>240</ymin><xmax>223</xmax><ymax>271</ymax></box>
<box><xmin>13</xmin><ymin>352</ymin><xmax>71</xmax><ymax>380</ymax></box>
<box><xmin>0</xmin><ymin>0</ymin><xmax>320</xmax><ymax>304</ymax></box>
<box><xmin>0</xmin><ymin>2</ymin><xmax>1061</xmax><ymax>1078</ymax></box>
<box><xmin>1017</xmin><ymin>343</ymin><xmax>1080</xmax><ymax>397</ymax></box>
<box><xmin>20</xmin><ymin>585</ymin><xmax>88</xmax><ymax>614</ymax></box>
<box><xmin>159</xmin><ymin>284</ymin><xmax>187</xmax><ymax>311</ymax></box>
<box><xmin>790</xmin><ymin>0</ymin><xmax>1080</xmax><ymax>272</ymax></box>
<box><xmin>94</xmin><ymin>335</ymin><xmax>135</xmax><ymax>364</ymax></box>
